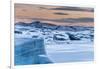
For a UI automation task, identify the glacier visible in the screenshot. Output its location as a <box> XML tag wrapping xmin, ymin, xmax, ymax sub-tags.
<box><xmin>14</xmin><ymin>21</ymin><xmax>94</xmax><ymax>65</ymax></box>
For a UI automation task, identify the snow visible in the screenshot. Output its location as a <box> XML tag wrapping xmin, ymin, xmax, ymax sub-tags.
<box><xmin>45</xmin><ymin>41</ymin><xmax>93</xmax><ymax>63</ymax></box>
<box><xmin>14</xmin><ymin>22</ymin><xmax>94</xmax><ymax>65</ymax></box>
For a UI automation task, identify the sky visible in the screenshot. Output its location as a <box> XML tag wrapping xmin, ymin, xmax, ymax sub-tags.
<box><xmin>14</xmin><ymin>0</ymin><xmax>95</xmax><ymax>8</ymax></box>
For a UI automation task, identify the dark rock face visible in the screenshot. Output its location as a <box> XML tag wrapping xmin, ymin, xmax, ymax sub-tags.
<box><xmin>67</xmin><ymin>33</ymin><xmax>81</xmax><ymax>40</ymax></box>
<box><xmin>31</xmin><ymin>21</ymin><xmax>43</xmax><ymax>28</ymax></box>
<box><xmin>15</xmin><ymin>31</ymin><xmax>22</xmax><ymax>34</ymax></box>
<box><xmin>53</xmin><ymin>34</ymin><xmax>69</xmax><ymax>41</ymax></box>
<box><xmin>53</xmin><ymin>26</ymin><xmax>93</xmax><ymax>31</ymax></box>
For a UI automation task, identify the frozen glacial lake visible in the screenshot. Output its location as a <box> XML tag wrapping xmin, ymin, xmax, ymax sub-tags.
<box><xmin>15</xmin><ymin>38</ymin><xmax>94</xmax><ymax>65</ymax></box>
<box><xmin>45</xmin><ymin>41</ymin><xmax>94</xmax><ymax>63</ymax></box>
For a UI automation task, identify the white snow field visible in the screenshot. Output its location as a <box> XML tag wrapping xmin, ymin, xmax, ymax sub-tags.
<box><xmin>45</xmin><ymin>41</ymin><xmax>93</xmax><ymax>63</ymax></box>
<box><xmin>14</xmin><ymin>21</ymin><xmax>94</xmax><ymax>65</ymax></box>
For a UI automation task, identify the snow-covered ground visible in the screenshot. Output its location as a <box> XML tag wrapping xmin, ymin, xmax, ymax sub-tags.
<box><xmin>45</xmin><ymin>41</ymin><xmax>93</xmax><ymax>63</ymax></box>
<box><xmin>14</xmin><ymin>22</ymin><xmax>94</xmax><ymax>65</ymax></box>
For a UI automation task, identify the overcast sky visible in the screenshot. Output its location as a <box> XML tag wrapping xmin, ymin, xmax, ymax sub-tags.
<box><xmin>14</xmin><ymin>0</ymin><xmax>95</xmax><ymax>8</ymax></box>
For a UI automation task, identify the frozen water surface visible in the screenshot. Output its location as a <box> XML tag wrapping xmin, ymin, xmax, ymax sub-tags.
<box><xmin>14</xmin><ymin>22</ymin><xmax>94</xmax><ymax>65</ymax></box>
<box><xmin>45</xmin><ymin>41</ymin><xmax>93</xmax><ymax>63</ymax></box>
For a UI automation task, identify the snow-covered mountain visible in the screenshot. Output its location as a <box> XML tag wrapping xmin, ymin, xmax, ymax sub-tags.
<box><xmin>15</xmin><ymin>21</ymin><xmax>94</xmax><ymax>43</ymax></box>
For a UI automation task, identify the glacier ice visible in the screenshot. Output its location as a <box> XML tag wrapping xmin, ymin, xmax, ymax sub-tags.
<box><xmin>14</xmin><ymin>21</ymin><xmax>94</xmax><ymax>65</ymax></box>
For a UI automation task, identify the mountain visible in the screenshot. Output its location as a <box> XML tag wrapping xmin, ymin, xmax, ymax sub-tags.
<box><xmin>15</xmin><ymin>21</ymin><xmax>93</xmax><ymax>31</ymax></box>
